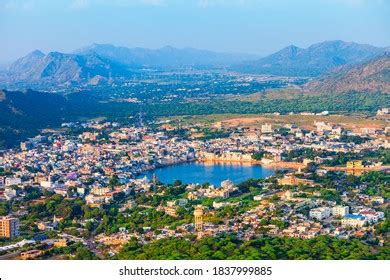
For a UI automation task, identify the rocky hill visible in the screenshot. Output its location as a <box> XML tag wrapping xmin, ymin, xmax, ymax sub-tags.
<box><xmin>4</xmin><ymin>51</ymin><xmax>129</xmax><ymax>87</ymax></box>
<box><xmin>305</xmin><ymin>55</ymin><xmax>390</xmax><ymax>93</ymax></box>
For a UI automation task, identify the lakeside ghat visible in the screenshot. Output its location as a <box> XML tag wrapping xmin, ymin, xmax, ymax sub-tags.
<box><xmin>197</xmin><ymin>151</ymin><xmax>306</xmax><ymax>169</ymax></box>
<box><xmin>139</xmin><ymin>161</ymin><xmax>276</xmax><ymax>186</ymax></box>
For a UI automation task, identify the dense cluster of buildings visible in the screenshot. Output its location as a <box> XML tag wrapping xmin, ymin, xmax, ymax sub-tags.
<box><xmin>0</xmin><ymin>116</ymin><xmax>388</xmax><ymax>258</ymax></box>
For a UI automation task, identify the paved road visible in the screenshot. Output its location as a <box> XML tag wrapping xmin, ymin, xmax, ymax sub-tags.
<box><xmin>0</xmin><ymin>251</ymin><xmax>20</xmax><ymax>260</ymax></box>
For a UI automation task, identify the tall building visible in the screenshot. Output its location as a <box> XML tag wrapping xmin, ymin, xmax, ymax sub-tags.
<box><xmin>0</xmin><ymin>216</ymin><xmax>20</xmax><ymax>238</ymax></box>
<box><xmin>194</xmin><ymin>205</ymin><xmax>204</xmax><ymax>232</ymax></box>
<box><xmin>151</xmin><ymin>173</ymin><xmax>158</xmax><ymax>192</ymax></box>
<box><xmin>332</xmin><ymin>206</ymin><xmax>349</xmax><ymax>217</ymax></box>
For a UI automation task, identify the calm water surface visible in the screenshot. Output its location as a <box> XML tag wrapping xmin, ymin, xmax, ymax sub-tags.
<box><xmin>139</xmin><ymin>162</ymin><xmax>275</xmax><ymax>186</ymax></box>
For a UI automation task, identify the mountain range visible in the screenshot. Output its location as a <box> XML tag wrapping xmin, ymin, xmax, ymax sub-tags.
<box><xmin>0</xmin><ymin>45</ymin><xmax>258</xmax><ymax>88</ymax></box>
<box><xmin>233</xmin><ymin>40</ymin><xmax>389</xmax><ymax>77</ymax></box>
<box><xmin>0</xmin><ymin>40</ymin><xmax>389</xmax><ymax>89</ymax></box>
<box><xmin>75</xmin><ymin>44</ymin><xmax>257</xmax><ymax>68</ymax></box>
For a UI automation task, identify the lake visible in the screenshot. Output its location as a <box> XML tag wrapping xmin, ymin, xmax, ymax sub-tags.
<box><xmin>139</xmin><ymin>161</ymin><xmax>276</xmax><ymax>186</ymax></box>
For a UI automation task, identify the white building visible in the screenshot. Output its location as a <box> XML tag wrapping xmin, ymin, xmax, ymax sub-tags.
<box><xmin>221</xmin><ymin>179</ymin><xmax>235</xmax><ymax>190</ymax></box>
<box><xmin>5</xmin><ymin>177</ymin><xmax>21</xmax><ymax>186</ymax></box>
<box><xmin>90</xmin><ymin>186</ymin><xmax>111</xmax><ymax>196</ymax></box>
<box><xmin>85</xmin><ymin>194</ymin><xmax>105</xmax><ymax>205</ymax></box>
<box><xmin>309</xmin><ymin>207</ymin><xmax>331</xmax><ymax>220</ymax></box>
<box><xmin>314</xmin><ymin>121</ymin><xmax>333</xmax><ymax>134</ymax></box>
<box><xmin>40</xmin><ymin>180</ymin><xmax>54</xmax><ymax>189</ymax></box>
<box><xmin>376</xmin><ymin>108</ymin><xmax>389</xmax><ymax>116</ymax></box>
<box><xmin>341</xmin><ymin>214</ymin><xmax>366</xmax><ymax>228</ymax></box>
<box><xmin>4</xmin><ymin>188</ymin><xmax>17</xmax><ymax>200</ymax></box>
<box><xmin>359</xmin><ymin>211</ymin><xmax>384</xmax><ymax>224</ymax></box>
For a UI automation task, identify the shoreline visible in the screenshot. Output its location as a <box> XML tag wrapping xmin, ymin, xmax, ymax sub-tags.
<box><xmin>197</xmin><ymin>158</ymin><xmax>304</xmax><ymax>169</ymax></box>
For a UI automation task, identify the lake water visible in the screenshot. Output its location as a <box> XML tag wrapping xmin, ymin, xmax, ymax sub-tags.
<box><xmin>139</xmin><ymin>162</ymin><xmax>276</xmax><ymax>186</ymax></box>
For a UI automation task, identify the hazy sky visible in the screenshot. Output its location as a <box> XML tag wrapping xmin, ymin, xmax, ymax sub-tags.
<box><xmin>1</xmin><ymin>0</ymin><xmax>389</xmax><ymax>63</ymax></box>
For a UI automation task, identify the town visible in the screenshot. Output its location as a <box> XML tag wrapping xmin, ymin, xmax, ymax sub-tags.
<box><xmin>0</xmin><ymin>110</ymin><xmax>389</xmax><ymax>260</ymax></box>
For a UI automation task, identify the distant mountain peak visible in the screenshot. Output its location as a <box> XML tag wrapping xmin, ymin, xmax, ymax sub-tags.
<box><xmin>285</xmin><ymin>44</ymin><xmax>300</xmax><ymax>49</ymax></box>
<box><xmin>5</xmin><ymin>49</ymin><xmax>129</xmax><ymax>87</ymax></box>
<box><xmin>73</xmin><ymin>43</ymin><xmax>118</xmax><ymax>55</ymax></box>
<box><xmin>160</xmin><ymin>45</ymin><xmax>177</xmax><ymax>51</ymax></box>
<box><xmin>90</xmin><ymin>43</ymin><xmax>117</xmax><ymax>49</ymax></box>
<box><xmin>47</xmin><ymin>51</ymin><xmax>66</xmax><ymax>58</ymax></box>
<box><xmin>312</xmin><ymin>39</ymin><xmax>347</xmax><ymax>46</ymax></box>
<box><xmin>277</xmin><ymin>45</ymin><xmax>302</xmax><ymax>57</ymax></box>
<box><xmin>27</xmin><ymin>50</ymin><xmax>45</xmax><ymax>57</ymax></box>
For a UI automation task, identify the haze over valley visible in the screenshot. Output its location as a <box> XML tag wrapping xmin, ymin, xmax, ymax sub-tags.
<box><xmin>1</xmin><ymin>40</ymin><xmax>389</xmax><ymax>90</ymax></box>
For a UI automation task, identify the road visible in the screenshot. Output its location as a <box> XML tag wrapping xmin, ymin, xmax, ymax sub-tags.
<box><xmin>0</xmin><ymin>250</ymin><xmax>20</xmax><ymax>260</ymax></box>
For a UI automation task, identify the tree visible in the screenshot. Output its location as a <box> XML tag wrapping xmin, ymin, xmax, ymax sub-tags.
<box><xmin>173</xmin><ymin>180</ymin><xmax>182</xmax><ymax>187</ymax></box>
<box><xmin>0</xmin><ymin>202</ymin><xmax>10</xmax><ymax>216</ymax></box>
<box><xmin>73</xmin><ymin>246</ymin><xmax>96</xmax><ymax>260</ymax></box>
<box><xmin>116</xmin><ymin>234</ymin><xmax>387</xmax><ymax>260</ymax></box>
<box><xmin>109</xmin><ymin>175</ymin><xmax>120</xmax><ymax>187</ymax></box>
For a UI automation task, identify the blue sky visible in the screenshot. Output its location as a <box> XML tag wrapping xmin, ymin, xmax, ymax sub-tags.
<box><xmin>0</xmin><ymin>0</ymin><xmax>389</xmax><ymax>63</ymax></box>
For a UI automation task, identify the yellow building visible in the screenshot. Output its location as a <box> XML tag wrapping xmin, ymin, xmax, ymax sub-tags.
<box><xmin>277</xmin><ymin>175</ymin><xmax>315</xmax><ymax>186</ymax></box>
<box><xmin>346</xmin><ymin>161</ymin><xmax>363</xmax><ymax>170</ymax></box>
<box><xmin>194</xmin><ymin>205</ymin><xmax>204</xmax><ymax>232</ymax></box>
<box><xmin>187</xmin><ymin>192</ymin><xmax>198</xmax><ymax>200</ymax></box>
<box><xmin>0</xmin><ymin>216</ymin><xmax>19</xmax><ymax>238</ymax></box>
<box><xmin>261</xmin><ymin>123</ymin><xmax>273</xmax><ymax>134</ymax></box>
<box><xmin>165</xmin><ymin>206</ymin><xmax>178</xmax><ymax>217</ymax></box>
<box><xmin>54</xmin><ymin>239</ymin><xmax>68</xmax><ymax>248</ymax></box>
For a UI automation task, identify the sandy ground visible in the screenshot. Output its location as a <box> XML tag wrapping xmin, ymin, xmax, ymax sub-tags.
<box><xmin>215</xmin><ymin>114</ymin><xmax>388</xmax><ymax>131</ymax></box>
